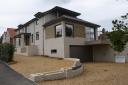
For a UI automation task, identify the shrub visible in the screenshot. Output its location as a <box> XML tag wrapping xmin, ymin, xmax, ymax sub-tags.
<box><xmin>0</xmin><ymin>44</ymin><xmax>15</xmax><ymax>62</ymax></box>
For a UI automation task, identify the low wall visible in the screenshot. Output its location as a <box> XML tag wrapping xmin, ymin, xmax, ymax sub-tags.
<box><xmin>29</xmin><ymin>58</ymin><xmax>83</xmax><ymax>82</ymax></box>
<box><xmin>15</xmin><ymin>45</ymin><xmax>38</xmax><ymax>56</ymax></box>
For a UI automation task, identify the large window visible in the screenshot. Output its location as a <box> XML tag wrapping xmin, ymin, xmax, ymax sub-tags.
<box><xmin>36</xmin><ymin>32</ymin><xmax>39</xmax><ymax>40</ymax></box>
<box><xmin>55</xmin><ymin>24</ymin><xmax>62</xmax><ymax>37</ymax></box>
<box><xmin>85</xmin><ymin>27</ymin><xmax>94</xmax><ymax>41</ymax></box>
<box><xmin>65</xmin><ymin>24</ymin><xmax>74</xmax><ymax>37</ymax></box>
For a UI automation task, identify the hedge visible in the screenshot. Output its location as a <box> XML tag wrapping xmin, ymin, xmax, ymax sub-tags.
<box><xmin>0</xmin><ymin>44</ymin><xmax>15</xmax><ymax>62</ymax></box>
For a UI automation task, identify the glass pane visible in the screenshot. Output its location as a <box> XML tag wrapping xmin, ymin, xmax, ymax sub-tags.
<box><xmin>85</xmin><ymin>27</ymin><xmax>94</xmax><ymax>41</ymax></box>
<box><xmin>65</xmin><ymin>24</ymin><xmax>73</xmax><ymax>37</ymax></box>
<box><xmin>56</xmin><ymin>25</ymin><xmax>62</xmax><ymax>37</ymax></box>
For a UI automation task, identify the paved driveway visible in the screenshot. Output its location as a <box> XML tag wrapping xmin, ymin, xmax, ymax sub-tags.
<box><xmin>0</xmin><ymin>61</ymin><xmax>37</xmax><ymax>85</ymax></box>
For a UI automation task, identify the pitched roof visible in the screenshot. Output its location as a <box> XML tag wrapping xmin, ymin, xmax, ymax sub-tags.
<box><xmin>44</xmin><ymin>15</ymin><xmax>100</xmax><ymax>28</ymax></box>
<box><xmin>7</xmin><ymin>28</ymin><xmax>16</xmax><ymax>38</ymax></box>
<box><xmin>24</xmin><ymin>18</ymin><xmax>38</xmax><ymax>27</ymax></box>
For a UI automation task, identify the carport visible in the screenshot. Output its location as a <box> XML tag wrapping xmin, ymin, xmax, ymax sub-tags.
<box><xmin>70</xmin><ymin>39</ymin><xmax>110</xmax><ymax>62</ymax></box>
<box><xmin>84</xmin><ymin>40</ymin><xmax>111</xmax><ymax>62</ymax></box>
<box><xmin>70</xmin><ymin>45</ymin><xmax>93</xmax><ymax>62</ymax></box>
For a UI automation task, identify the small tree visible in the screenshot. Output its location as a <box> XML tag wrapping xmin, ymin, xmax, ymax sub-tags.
<box><xmin>0</xmin><ymin>44</ymin><xmax>15</xmax><ymax>62</ymax></box>
<box><xmin>108</xmin><ymin>13</ymin><xmax>128</xmax><ymax>53</ymax></box>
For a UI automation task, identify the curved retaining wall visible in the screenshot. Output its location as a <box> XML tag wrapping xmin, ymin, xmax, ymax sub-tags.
<box><xmin>29</xmin><ymin>58</ymin><xmax>83</xmax><ymax>82</ymax></box>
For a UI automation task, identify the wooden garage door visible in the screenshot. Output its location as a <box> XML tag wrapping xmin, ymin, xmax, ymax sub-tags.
<box><xmin>70</xmin><ymin>45</ymin><xmax>93</xmax><ymax>62</ymax></box>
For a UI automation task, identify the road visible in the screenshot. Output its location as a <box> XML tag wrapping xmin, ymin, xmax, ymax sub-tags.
<box><xmin>0</xmin><ymin>61</ymin><xmax>37</xmax><ymax>85</ymax></box>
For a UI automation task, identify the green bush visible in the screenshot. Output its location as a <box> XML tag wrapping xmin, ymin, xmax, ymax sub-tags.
<box><xmin>0</xmin><ymin>44</ymin><xmax>15</xmax><ymax>62</ymax></box>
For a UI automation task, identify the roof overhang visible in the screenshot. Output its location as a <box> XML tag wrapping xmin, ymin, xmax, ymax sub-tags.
<box><xmin>85</xmin><ymin>40</ymin><xmax>110</xmax><ymax>46</ymax></box>
<box><xmin>16</xmin><ymin>18</ymin><xmax>38</xmax><ymax>31</ymax></box>
<box><xmin>34</xmin><ymin>6</ymin><xmax>81</xmax><ymax>18</ymax></box>
<box><xmin>14</xmin><ymin>33</ymin><xmax>31</xmax><ymax>38</ymax></box>
<box><xmin>24</xmin><ymin>18</ymin><xmax>38</xmax><ymax>27</ymax></box>
<box><xmin>43</xmin><ymin>15</ymin><xmax>100</xmax><ymax>28</ymax></box>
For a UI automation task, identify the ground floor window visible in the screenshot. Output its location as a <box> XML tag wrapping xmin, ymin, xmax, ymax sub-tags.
<box><xmin>51</xmin><ymin>49</ymin><xmax>57</xmax><ymax>54</ymax></box>
<box><xmin>19</xmin><ymin>38</ymin><xmax>21</xmax><ymax>46</ymax></box>
<box><xmin>31</xmin><ymin>34</ymin><xmax>33</xmax><ymax>43</ymax></box>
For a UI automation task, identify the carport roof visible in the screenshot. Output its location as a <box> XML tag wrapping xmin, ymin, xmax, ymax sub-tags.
<box><xmin>85</xmin><ymin>40</ymin><xmax>110</xmax><ymax>46</ymax></box>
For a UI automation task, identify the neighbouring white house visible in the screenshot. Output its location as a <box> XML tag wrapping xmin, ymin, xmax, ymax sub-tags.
<box><xmin>14</xmin><ymin>6</ymin><xmax>128</xmax><ymax>62</ymax></box>
<box><xmin>2</xmin><ymin>28</ymin><xmax>16</xmax><ymax>45</ymax></box>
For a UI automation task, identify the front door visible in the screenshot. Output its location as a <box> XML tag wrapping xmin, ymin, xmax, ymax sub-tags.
<box><xmin>24</xmin><ymin>35</ymin><xmax>30</xmax><ymax>46</ymax></box>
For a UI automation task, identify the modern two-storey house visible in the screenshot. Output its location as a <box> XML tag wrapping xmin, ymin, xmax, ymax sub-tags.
<box><xmin>15</xmin><ymin>6</ymin><xmax>128</xmax><ymax>62</ymax></box>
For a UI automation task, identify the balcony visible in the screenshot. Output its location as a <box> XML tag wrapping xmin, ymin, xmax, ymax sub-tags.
<box><xmin>85</xmin><ymin>33</ymin><xmax>110</xmax><ymax>45</ymax></box>
<box><xmin>85</xmin><ymin>39</ymin><xmax>110</xmax><ymax>46</ymax></box>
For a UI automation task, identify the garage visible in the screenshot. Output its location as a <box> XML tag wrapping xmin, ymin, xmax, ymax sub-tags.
<box><xmin>70</xmin><ymin>45</ymin><xmax>93</xmax><ymax>62</ymax></box>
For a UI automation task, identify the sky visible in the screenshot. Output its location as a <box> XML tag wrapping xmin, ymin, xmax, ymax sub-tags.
<box><xmin>0</xmin><ymin>0</ymin><xmax>128</xmax><ymax>36</ymax></box>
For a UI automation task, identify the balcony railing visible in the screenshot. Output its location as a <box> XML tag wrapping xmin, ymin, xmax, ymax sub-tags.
<box><xmin>85</xmin><ymin>32</ymin><xmax>110</xmax><ymax>45</ymax></box>
<box><xmin>85</xmin><ymin>39</ymin><xmax>110</xmax><ymax>45</ymax></box>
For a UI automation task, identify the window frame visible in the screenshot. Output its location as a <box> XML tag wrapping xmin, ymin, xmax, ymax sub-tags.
<box><xmin>85</xmin><ymin>27</ymin><xmax>95</xmax><ymax>41</ymax></box>
<box><xmin>51</xmin><ymin>49</ymin><xmax>57</xmax><ymax>54</ymax></box>
<box><xmin>65</xmin><ymin>23</ymin><xmax>74</xmax><ymax>37</ymax></box>
<box><xmin>55</xmin><ymin>24</ymin><xmax>63</xmax><ymax>38</ymax></box>
<box><xmin>36</xmin><ymin>20</ymin><xmax>39</xmax><ymax>25</ymax></box>
<box><xmin>36</xmin><ymin>32</ymin><xmax>39</xmax><ymax>40</ymax></box>
<box><xmin>31</xmin><ymin>34</ymin><xmax>33</xmax><ymax>43</ymax></box>
<box><xmin>25</xmin><ymin>27</ymin><xmax>27</xmax><ymax>33</ymax></box>
<box><xmin>19</xmin><ymin>38</ymin><xmax>21</xmax><ymax>46</ymax></box>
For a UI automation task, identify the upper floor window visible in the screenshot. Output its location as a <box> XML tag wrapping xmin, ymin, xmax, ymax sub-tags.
<box><xmin>20</xmin><ymin>28</ymin><xmax>24</xmax><ymax>33</ymax></box>
<box><xmin>85</xmin><ymin>27</ymin><xmax>94</xmax><ymax>41</ymax></box>
<box><xmin>55</xmin><ymin>24</ymin><xmax>62</xmax><ymax>37</ymax></box>
<box><xmin>65</xmin><ymin>24</ymin><xmax>74</xmax><ymax>37</ymax></box>
<box><xmin>25</xmin><ymin>27</ymin><xmax>27</xmax><ymax>33</ymax></box>
<box><xmin>36</xmin><ymin>20</ymin><xmax>39</xmax><ymax>25</ymax></box>
<box><xmin>36</xmin><ymin>32</ymin><xmax>39</xmax><ymax>40</ymax></box>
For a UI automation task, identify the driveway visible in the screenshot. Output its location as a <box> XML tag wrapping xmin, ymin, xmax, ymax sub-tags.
<box><xmin>10</xmin><ymin>55</ymin><xmax>74</xmax><ymax>77</ymax></box>
<box><xmin>0</xmin><ymin>61</ymin><xmax>37</xmax><ymax>85</ymax></box>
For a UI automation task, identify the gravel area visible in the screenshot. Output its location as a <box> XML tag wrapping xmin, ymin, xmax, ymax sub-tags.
<box><xmin>39</xmin><ymin>63</ymin><xmax>128</xmax><ymax>85</ymax></box>
<box><xmin>10</xmin><ymin>55</ymin><xmax>74</xmax><ymax>77</ymax></box>
<box><xmin>10</xmin><ymin>55</ymin><xmax>128</xmax><ymax>85</ymax></box>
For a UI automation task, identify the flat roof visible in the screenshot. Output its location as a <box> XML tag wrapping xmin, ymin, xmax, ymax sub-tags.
<box><xmin>44</xmin><ymin>15</ymin><xmax>100</xmax><ymax>28</ymax></box>
<box><xmin>34</xmin><ymin>6</ymin><xmax>81</xmax><ymax>18</ymax></box>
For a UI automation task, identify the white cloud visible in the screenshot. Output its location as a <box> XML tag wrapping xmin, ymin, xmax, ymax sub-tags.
<box><xmin>0</xmin><ymin>0</ymin><xmax>128</xmax><ymax>36</ymax></box>
<box><xmin>65</xmin><ymin>0</ymin><xmax>128</xmax><ymax>30</ymax></box>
